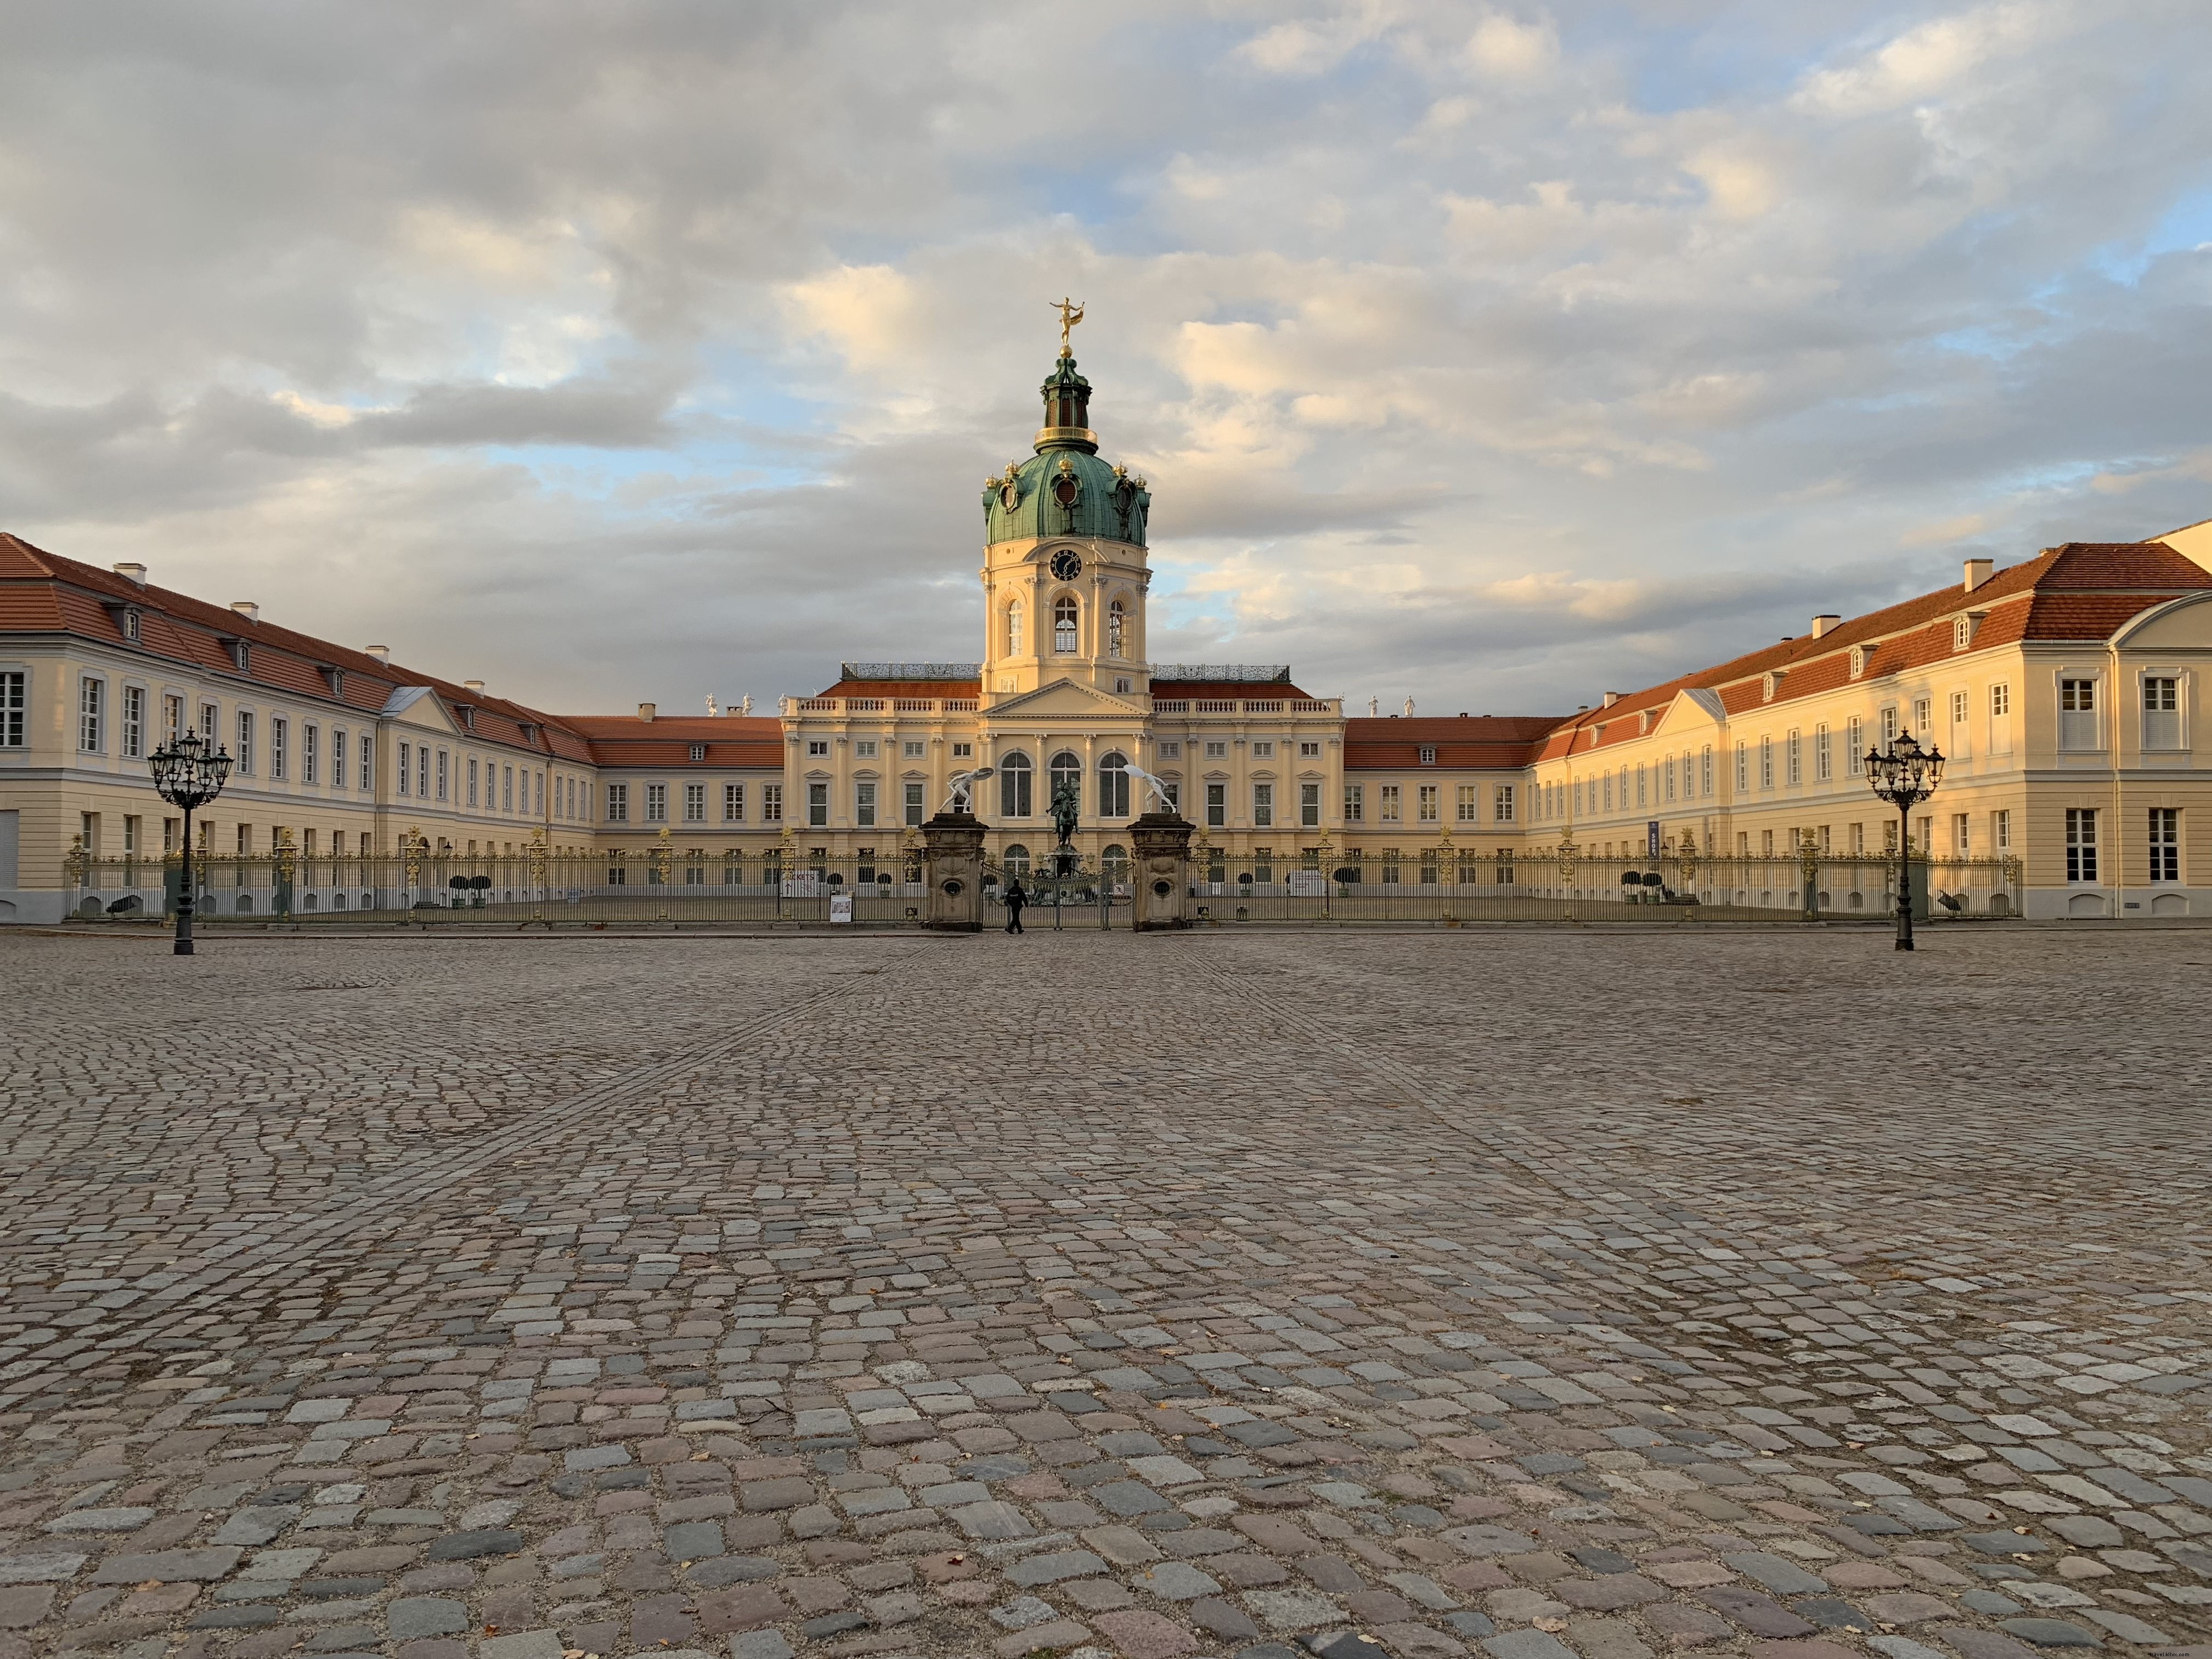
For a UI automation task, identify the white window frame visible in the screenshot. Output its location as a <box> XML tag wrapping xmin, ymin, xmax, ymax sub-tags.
<box><xmin>120</xmin><ymin>684</ymin><xmax>145</xmax><ymax>759</ymax></box>
<box><xmin>1</xmin><ymin>670</ymin><xmax>30</xmax><ymax>748</ymax></box>
<box><xmin>2148</xmin><ymin>808</ymin><xmax>2180</xmax><ymax>883</ymax></box>
<box><xmin>2141</xmin><ymin>673</ymin><xmax>2182</xmax><ymax>752</ymax></box>
<box><xmin>2065</xmin><ymin>807</ymin><xmax>2098</xmax><ymax>883</ymax></box>
<box><xmin>724</xmin><ymin>782</ymin><xmax>746</xmax><ymax>822</ymax></box>
<box><xmin>78</xmin><ymin>675</ymin><xmax>105</xmax><ymax>753</ymax></box>
<box><xmin>2058</xmin><ymin>675</ymin><xmax>2102</xmax><ymax>753</ymax></box>
<box><xmin>684</xmin><ymin>781</ymin><xmax>707</xmax><ymax>822</ymax></box>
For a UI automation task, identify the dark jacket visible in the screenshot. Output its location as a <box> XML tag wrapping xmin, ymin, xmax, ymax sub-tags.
<box><xmin>1004</xmin><ymin>882</ymin><xmax>1028</xmax><ymax>910</ymax></box>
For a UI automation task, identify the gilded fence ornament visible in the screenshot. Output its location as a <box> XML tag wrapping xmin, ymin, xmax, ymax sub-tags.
<box><xmin>1677</xmin><ymin>826</ymin><xmax>1698</xmax><ymax>888</ymax></box>
<box><xmin>275</xmin><ymin>828</ymin><xmax>297</xmax><ymax>920</ymax></box>
<box><xmin>404</xmin><ymin>827</ymin><xmax>423</xmax><ymax>890</ymax></box>
<box><xmin>65</xmin><ymin>833</ymin><xmax>87</xmax><ymax>891</ymax></box>
<box><xmin>529</xmin><ymin>830</ymin><xmax>548</xmax><ymax>923</ymax></box>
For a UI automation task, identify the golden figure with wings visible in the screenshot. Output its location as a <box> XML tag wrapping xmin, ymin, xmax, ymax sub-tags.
<box><xmin>1052</xmin><ymin>297</ymin><xmax>1084</xmax><ymax>354</ymax></box>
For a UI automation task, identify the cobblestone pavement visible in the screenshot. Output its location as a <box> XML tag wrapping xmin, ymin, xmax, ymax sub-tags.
<box><xmin>3</xmin><ymin>928</ymin><xmax>2209</xmax><ymax>1659</ymax></box>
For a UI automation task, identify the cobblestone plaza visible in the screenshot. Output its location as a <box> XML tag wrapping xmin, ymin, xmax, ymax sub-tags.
<box><xmin>2</xmin><ymin>930</ymin><xmax>2208</xmax><ymax>1659</ymax></box>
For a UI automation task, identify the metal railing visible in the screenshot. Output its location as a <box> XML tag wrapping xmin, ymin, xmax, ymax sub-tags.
<box><xmin>1169</xmin><ymin>849</ymin><xmax>2023</xmax><ymax>925</ymax></box>
<box><xmin>57</xmin><ymin>845</ymin><xmax>941</xmax><ymax>928</ymax></box>
<box><xmin>49</xmin><ymin>845</ymin><xmax>2022</xmax><ymax>929</ymax></box>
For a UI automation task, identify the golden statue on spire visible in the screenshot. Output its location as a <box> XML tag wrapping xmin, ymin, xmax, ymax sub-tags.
<box><xmin>1052</xmin><ymin>296</ymin><xmax>1085</xmax><ymax>355</ymax></box>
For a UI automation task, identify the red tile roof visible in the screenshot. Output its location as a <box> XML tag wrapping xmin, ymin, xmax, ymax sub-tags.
<box><xmin>0</xmin><ymin>532</ymin><xmax>585</xmax><ymax>758</ymax></box>
<box><xmin>1536</xmin><ymin>542</ymin><xmax>2210</xmax><ymax>751</ymax></box>
<box><xmin>1345</xmin><ymin>715</ymin><xmax>1560</xmax><ymax>770</ymax></box>
<box><xmin>814</xmin><ymin>679</ymin><xmax>981</xmax><ymax>699</ymax></box>
<box><xmin>563</xmin><ymin>715</ymin><xmax>785</xmax><ymax>768</ymax></box>
<box><xmin>1152</xmin><ymin>679</ymin><xmax>1314</xmax><ymax>699</ymax></box>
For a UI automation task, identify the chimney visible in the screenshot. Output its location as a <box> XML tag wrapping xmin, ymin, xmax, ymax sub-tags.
<box><xmin>112</xmin><ymin>562</ymin><xmax>147</xmax><ymax>588</ymax></box>
<box><xmin>638</xmin><ymin>702</ymin><xmax>656</xmax><ymax>722</ymax></box>
<box><xmin>1963</xmin><ymin>557</ymin><xmax>1993</xmax><ymax>592</ymax></box>
<box><xmin>230</xmin><ymin>600</ymin><xmax>260</xmax><ymax>622</ymax></box>
<box><xmin>1810</xmin><ymin>614</ymin><xmax>1842</xmax><ymax>638</ymax></box>
<box><xmin>464</xmin><ymin>679</ymin><xmax>485</xmax><ymax>693</ymax></box>
<box><xmin>364</xmin><ymin>645</ymin><xmax>389</xmax><ymax>663</ymax></box>
<box><xmin>1602</xmin><ymin>691</ymin><xmax>1621</xmax><ymax>707</ymax></box>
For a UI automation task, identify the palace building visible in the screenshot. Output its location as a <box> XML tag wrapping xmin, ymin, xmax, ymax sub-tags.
<box><xmin>3</xmin><ymin>329</ymin><xmax>2210</xmax><ymax>922</ymax></box>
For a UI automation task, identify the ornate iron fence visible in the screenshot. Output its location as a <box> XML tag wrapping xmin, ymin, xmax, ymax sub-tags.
<box><xmin>53</xmin><ymin>839</ymin><xmax>2021</xmax><ymax>928</ymax></box>
<box><xmin>57</xmin><ymin>840</ymin><xmax>936</xmax><ymax>927</ymax></box>
<box><xmin>1170</xmin><ymin>845</ymin><xmax>2021</xmax><ymax>925</ymax></box>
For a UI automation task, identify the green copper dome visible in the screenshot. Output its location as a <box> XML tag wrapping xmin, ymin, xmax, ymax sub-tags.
<box><xmin>981</xmin><ymin>351</ymin><xmax>1152</xmax><ymax>546</ymax></box>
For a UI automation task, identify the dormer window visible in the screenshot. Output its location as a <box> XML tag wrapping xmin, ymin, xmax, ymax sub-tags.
<box><xmin>320</xmin><ymin>665</ymin><xmax>345</xmax><ymax>698</ymax></box>
<box><xmin>1638</xmin><ymin>710</ymin><xmax>1654</xmax><ymax>735</ymax></box>
<box><xmin>1762</xmin><ymin>670</ymin><xmax>1781</xmax><ymax>703</ymax></box>
<box><xmin>689</xmin><ymin>743</ymin><xmax>707</xmax><ymax>761</ymax></box>
<box><xmin>1418</xmin><ymin>746</ymin><xmax>1436</xmax><ymax>765</ymax></box>
<box><xmin>457</xmin><ymin>704</ymin><xmax>477</xmax><ymax>732</ymax></box>
<box><xmin>119</xmin><ymin>608</ymin><xmax>141</xmax><ymax>643</ymax></box>
<box><xmin>1849</xmin><ymin>646</ymin><xmax>1866</xmax><ymax>678</ymax></box>
<box><xmin>1953</xmin><ymin>615</ymin><xmax>1981</xmax><ymax>652</ymax></box>
<box><xmin>226</xmin><ymin>639</ymin><xmax>250</xmax><ymax>673</ymax></box>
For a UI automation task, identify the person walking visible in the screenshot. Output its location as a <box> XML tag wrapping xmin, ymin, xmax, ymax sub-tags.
<box><xmin>1003</xmin><ymin>878</ymin><xmax>1028</xmax><ymax>934</ymax></box>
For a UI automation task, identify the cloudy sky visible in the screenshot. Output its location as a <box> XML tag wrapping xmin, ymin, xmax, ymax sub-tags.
<box><xmin>4</xmin><ymin>1</ymin><xmax>2210</xmax><ymax>718</ymax></box>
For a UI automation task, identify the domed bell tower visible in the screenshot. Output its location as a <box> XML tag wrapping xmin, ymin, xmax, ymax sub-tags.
<box><xmin>979</xmin><ymin>304</ymin><xmax>1152</xmax><ymax>704</ymax></box>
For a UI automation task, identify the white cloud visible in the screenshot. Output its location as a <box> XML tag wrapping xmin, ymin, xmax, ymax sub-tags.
<box><xmin>1795</xmin><ymin>1</ymin><xmax>2072</xmax><ymax>117</ymax></box>
<box><xmin>1464</xmin><ymin>11</ymin><xmax>1559</xmax><ymax>82</ymax></box>
<box><xmin>1</xmin><ymin>0</ymin><xmax>2209</xmax><ymax>716</ymax></box>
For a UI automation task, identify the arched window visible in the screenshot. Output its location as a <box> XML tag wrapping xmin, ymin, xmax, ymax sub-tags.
<box><xmin>1006</xmin><ymin>598</ymin><xmax>1024</xmax><ymax>657</ymax></box>
<box><xmin>1098</xmin><ymin>751</ymin><xmax>1130</xmax><ymax>819</ymax></box>
<box><xmin>1049</xmin><ymin>750</ymin><xmax>1082</xmax><ymax>815</ymax></box>
<box><xmin>1101</xmin><ymin>844</ymin><xmax>1130</xmax><ymax>883</ymax></box>
<box><xmin>1002</xmin><ymin>844</ymin><xmax>1031</xmax><ymax>877</ymax></box>
<box><xmin>1108</xmin><ymin>598</ymin><xmax>1126</xmax><ymax>658</ymax></box>
<box><xmin>998</xmin><ymin>751</ymin><xmax>1033</xmax><ymax>817</ymax></box>
<box><xmin>1053</xmin><ymin>596</ymin><xmax>1079</xmax><ymax>653</ymax></box>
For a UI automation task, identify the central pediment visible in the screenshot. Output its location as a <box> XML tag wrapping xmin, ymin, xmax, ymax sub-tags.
<box><xmin>984</xmin><ymin>678</ymin><xmax>1147</xmax><ymax>719</ymax></box>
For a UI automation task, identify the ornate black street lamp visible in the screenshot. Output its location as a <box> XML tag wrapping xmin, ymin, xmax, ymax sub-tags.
<box><xmin>148</xmin><ymin>729</ymin><xmax>234</xmax><ymax>955</ymax></box>
<box><xmin>1864</xmin><ymin>729</ymin><xmax>1944</xmax><ymax>951</ymax></box>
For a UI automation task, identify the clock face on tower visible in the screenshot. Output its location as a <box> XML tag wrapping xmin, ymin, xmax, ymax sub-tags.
<box><xmin>1049</xmin><ymin>548</ymin><xmax>1082</xmax><ymax>581</ymax></box>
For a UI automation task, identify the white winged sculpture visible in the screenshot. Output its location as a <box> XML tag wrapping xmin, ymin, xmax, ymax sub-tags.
<box><xmin>1119</xmin><ymin>760</ymin><xmax>1180</xmax><ymax>816</ymax></box>
<box><xmin>940</xmin><ymin>766</ymin><xmax>996</xmax><ymax>814</ymax></box>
